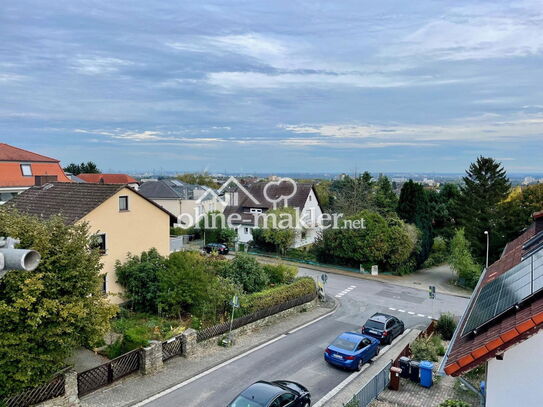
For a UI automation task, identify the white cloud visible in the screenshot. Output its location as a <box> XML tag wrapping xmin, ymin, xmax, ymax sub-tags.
<box><xmin>73</xmin><ymin>56</ymin><xmax>134</xmax><ymax>75</ymax></box>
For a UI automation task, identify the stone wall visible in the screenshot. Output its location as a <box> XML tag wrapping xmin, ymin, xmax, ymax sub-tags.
<box><xmin>35</xmin><ymin>370</ymin><xmax>79</xmax><ymax>407</ymax></box>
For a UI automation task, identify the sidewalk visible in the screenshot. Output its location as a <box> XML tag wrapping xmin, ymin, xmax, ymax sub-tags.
<box><xmin>80</xmin><ymin>298</ymin><xmax>336</xmax><ymax>407</ymax></box>
<box><xmin>252</xmin><ymin>255</ymin><xmax>472</xmax><ymax>299</ymax></box>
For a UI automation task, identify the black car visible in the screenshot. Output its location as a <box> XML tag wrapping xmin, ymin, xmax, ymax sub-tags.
<box><xmin>204</xmin><ymin>243</ymin><xmax>229</xmax><ymax>255</ymax></box>
<box><xmin>228</xmin><ymin>380</ymin><xmax>311</xmax><ymax>407</ymax></box>
<box><xmin>361</xmin><ymin>313</ymin><xmax>404</xmax><ymax>345</ymax></box>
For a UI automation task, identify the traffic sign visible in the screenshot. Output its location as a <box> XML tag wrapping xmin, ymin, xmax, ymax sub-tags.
<box><xmin>230</xmin><ymin>295</ymin><xmax>240</xmax><ymax>308</ymax></box>
<box><xmin>429</xmin><ymin>286</ymin><xmax>436</xmax><ymax>299</ymax></box>
<box><xmin>321</xmin><ymin>273</ymin><xmax>328</xmax><ymax>284</ymax></box>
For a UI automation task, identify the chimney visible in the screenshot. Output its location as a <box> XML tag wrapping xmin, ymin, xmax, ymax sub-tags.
<box><xmin>534</xmin><ymin>211</ymin><xmax>543</xmax><ymax>234</ymax></box>
<box><xmin>35</xmin><ymin>175</ymin><xmax>58</xmax><ymax>186</ymax></box>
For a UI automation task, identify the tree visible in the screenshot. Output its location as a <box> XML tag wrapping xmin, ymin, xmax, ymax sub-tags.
<box><xmin>397</xmin><ymin>180</ymin><xmax>433</xmax><ymax>266</ymax></box>
<box><xmin>219</xmin><ymin>254</ymin><xmax>269</xmax><ymax>293</ymax></box>
<box><xmin>115</xmin><ymin>249</ymin><xmax>167</xmax><ymax>313</ymax></box>
<box><xmin>259</xmin><ymin>207</ymin><xmax>297</xmax><ymax>255</ymax></box>
<box><xmin>176</xmin><ymin>172</ymin><xmax>219</xmax><ymax>189</ymax></box>
<box><xmin>373</xmin><ymin>175</ymin><xmax>398</xmax><ymax>215</ymax></box>
<box><xmin>198</xmin><ymin>211</ymin><xmax>237</xmax><ymax>246</ymax></box>
<box><xmin>158</xmin><ymin>251</ymin><xmax>210</xmax><ymax>319</ymax></box>
<box><xmin>431</xmin><ymin>183</ymin><xmax>461</xmax><ymax>240</ymax></box>
<box><xmin>63</xmin><ymin>161</ymin><xmax>101</xmax><ymax>175</ymax></box>
<box><xmin>449</xmin><ymin>228</ymin><xmax>482</xmax><ymax>289</ymax></box>
<box><xmin>329</xmin><ymin>172</ymin><xmax>375</xmax><ymax>216</ymax></box>
<box><xmin>0</xmin><ymin>209</ymin><xmax>116</xmax><ymax>397</ymax></box>
<box><xmin>313</xmin><ymin>181</ymin><xmax>331</xmax><ymax>210</ymax></box>
<box><xmin>457</xmin><ymin>157</ymin><xmax>511</xmax><ymax>263</ymax></box>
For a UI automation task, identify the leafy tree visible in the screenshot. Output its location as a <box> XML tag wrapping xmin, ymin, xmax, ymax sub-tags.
<box><xmin>329</xmin><ymin>172</ymin><xmax>375</xmax><ymax>216</ymax></box>
<box><xmin>63</xmin><ymin>161</ymin><xmax>101</xmax><ymax>175</ymax></box>
<box><xmin>313</xmin><ymin>180</ymin><xmax>331</xmax><ymax>210</ymax></box>
<box><xmin>373</xmin><ymin>175</ymin><xmax>398</xmax><ymax>215</ymax></box>
<box><xmin>397</xmin><ymin>180</ymin><xmax>433</xmax><ymax>265</ymax></box>
<box><xmin>259</xmin><ymin>207</ymin><xmax>297</xmax><ymax>255</ymax></box>
<box><xmin>0</xmin><ymin>209</ymin><xmax>116</xmax><ymax>397</ymax></box>
<box><xmin>449</xmin><ymin>228</ymin><xmax>482</xmax><ymax>289</ymax></box>
<box><xmin>431</xmin><ymin>183</ymin><xmax>461</xmax><ymax>240</ymax></box>
<box><xmin>115</xmin><ymin>249</ymin><xmax>167</xmax><ymax>313</ymax></box>
<box><xmin>176</xmin><ymin>172</ymin><xmax>219</xmax><ymax>189</ymax></box>
<box><xmin>198</xmin><ymin>211</ymin><xmax>237</xmax><ymax>246</ymax></box>
<box><xmin>219</xmin><ymin>254</ymin><xmax>269</xmax><ymax>293</ymax></box>
<box><xmin>457</xmin><ymin>157</ymin><xmax>511</xmax><ymax>262</ymax></box>
<box><xmin>158</xmin><ymin>251</ymin><xmax>210</xmax><ymax>319</ymax></box>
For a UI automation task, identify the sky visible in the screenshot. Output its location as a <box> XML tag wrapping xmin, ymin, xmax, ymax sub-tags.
<box><xmin>1</xmin><ymin>0</ymin><xmax>543</xmax><ymax>174</ymax></box>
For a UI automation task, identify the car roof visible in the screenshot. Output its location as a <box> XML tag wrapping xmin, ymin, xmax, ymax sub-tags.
<box><xmin>239</xmin><ymin>381</ymin><xmax>286</xmax><ymax>405</ymax></box>
<box><xmin>369</xmin><ymin>313</ymin><xmax>395</xmax><ymax>323</ymax></box>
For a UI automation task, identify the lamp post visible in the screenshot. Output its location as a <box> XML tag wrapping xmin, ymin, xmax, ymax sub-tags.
<box><xmin>0</xmin><ymin>237</ymin><xmax>41</xmax><ymax>280</ymax></box>
<box><xmin>484</xmin><ymin>231</ymin><xmax>489</xmax><ymax>269</ymax></box>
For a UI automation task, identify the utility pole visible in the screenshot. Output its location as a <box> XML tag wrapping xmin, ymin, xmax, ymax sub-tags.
<box><xmin>484</xmin><ymin>231</ymin><xmax>489</xmax><ymax>269</ymax></box>
<box><xmin>0</xmin><ymin>237</ymin><xmax>41</xmax><ymax>280</ymax></box>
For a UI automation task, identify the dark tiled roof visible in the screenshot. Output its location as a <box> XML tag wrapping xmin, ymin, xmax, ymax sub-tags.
<box><xmin>7</xmin><ymin>182</ymin><xmax>178</xmax><ymax>225</ymax></box>
<box><xmin>0</xmin><ymin>143</ymin><xmax>60</xmax><ymax>162</ymax></box>
<box><xmin>444</xmin><ymin>216</ymin><xmax>543</xmax><ymax>376</ymax></box>
<box><xmin>7</xmin><ymin>182</ymin><xmax>124</xmax><ymax>224</ymax></box>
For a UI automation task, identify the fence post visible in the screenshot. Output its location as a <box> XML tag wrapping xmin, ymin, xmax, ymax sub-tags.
<box><xmin>64</xmin><ymin>369</ymin><xmax>80</xmax><ymax>406</ymax></box>
<box><xmin>181</xmin><ymin>328</ymin><xmax>198</xmax><ymax>358</ymax></box>
<box><xmin>141</xmin><ymin>341</ymin><xmax>163</xmax><ymax>375</ymax></box>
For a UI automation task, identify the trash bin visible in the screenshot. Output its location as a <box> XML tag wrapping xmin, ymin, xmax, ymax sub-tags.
<box><xmin>399</xmin><ymin>356</ymin><xmax>411</xmax><ymax>378</ymax></box>
<box><xmin>419</xmin><ymin>361</ymin><xmax>434</xmax><ymax>388</ymax></box>
<box><xmin>389</xmin><ymin>366</ymin><xmax>402</xmax><ymax>390</ymax></box>
<box><xmin>409</xmin><ymin>361</ymin><xmax>420</xmax><ymax>382</ymax></box>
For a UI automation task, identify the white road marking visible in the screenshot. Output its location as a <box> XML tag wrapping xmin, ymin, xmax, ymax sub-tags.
<box><xmin>388</xmin><ymin>307</ymin><xmax>396</xmax><ymax>311</ymax></box>
<box><xmin>398</xmin><ymin>309</ymin><xmax>406</xmax><ymax>312</ymax></box>
<box><xmin>417</xmin><ymin>314</ymin><xmax>425</xmax><ymax>317</ymax></box>
<box><xmin>427</xmin><ymin>316</ymin><xmax>433</xmax><ymax>319</ymax></box>
<box><xmin>408</xmin><ymin>311</ymin><xmax>415</xmax><ymax>315</ymax></box>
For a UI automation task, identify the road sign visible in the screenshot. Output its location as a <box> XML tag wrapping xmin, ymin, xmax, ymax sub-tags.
<box><xmin>321</xmin><ymin>273</ymin><xmax>328</xmax><ymax>284</ymax></box>
<box><xmin>429</xmin><ymin>285</ymin><xmax>436</xmax><ymax>299</ymax></box>
<box><xmin>230</xmin><ymin>295</ymin><xmax>240</xmax><ymax>308</ymax></box>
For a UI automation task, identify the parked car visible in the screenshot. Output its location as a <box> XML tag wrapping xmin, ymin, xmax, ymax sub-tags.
<box><xmin>324</xmin><ymin>332</ymin><xmax>380</xmax><ymax>371</ymax></box>
<box><xmin>361</xmin><ymin>313</ymin><xmax>404</xmax><ymax>345</ymax></box>
<box><xmin>227</xmin><ymin>380</ymin><xmax>311</xmax><ymax>407</ymax></box>
<box><xmin>204</xmin><ymin>242</ymin><xmax>229</xmax><ymax>255</ymax></box>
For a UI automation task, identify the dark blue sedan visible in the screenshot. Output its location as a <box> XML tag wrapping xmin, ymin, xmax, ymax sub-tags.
<box><xmin>324</xmin><ymin>332</ymin><xmax>380</xmax><ymax>371</ymax></box>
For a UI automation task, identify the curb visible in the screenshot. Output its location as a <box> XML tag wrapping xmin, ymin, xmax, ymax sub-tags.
<box><xmin>127</xmin><ymin>298</ymin><xmax>339</xmax><ymax>406</ymax></box>
<box><xmin>253</xmin><ymin>255</ymin><xmax>472</xmax><ymax>299</ymax></box>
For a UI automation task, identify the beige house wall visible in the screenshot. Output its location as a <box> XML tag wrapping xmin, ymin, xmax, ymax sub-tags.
<box><xmin>79</xmin><ymin>188</ymin><xmax>170</xmax><ymax>304</ymax></box>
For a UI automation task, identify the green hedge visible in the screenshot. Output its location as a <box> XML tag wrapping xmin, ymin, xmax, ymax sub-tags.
<box><xmin>241</xmin><ymin>277</ymin><xmax>316</xmax><ymax>314</ymax></box>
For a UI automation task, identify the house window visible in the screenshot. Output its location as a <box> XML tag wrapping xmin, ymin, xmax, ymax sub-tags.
<box><xmin>119</xmin><ymin>196</ymin><xmax>129</xmax><ymax>211</ymax></box>
<box><xmin>308</xmin><ymin>194</ymin><xmax>312</xmax><ymax>201</ymax></box>
<box><xmin>102</xmin><ymin>274</ymin><xmax>107</xmax><ymax>294</ymax></box>
<box><xmin>21</xmin><ymin>164</ymin><xmax>32</xmax><ymax>176</ymax></box>
<box><xmin>244</xmin><ymin>227</ymin><xmax>249</xmax><ymax>234</ymax></box>
<box><xmin>301</xmin><ymin>231</ymin><xmax>307</xmax><ymax>240</ymax></box>
<box><xmin>250</xmin><ymin>208</ymin><xmax>262</xmax><ymax>213</ymax></box>
<box><xmin>91</xmin><ymin>234</ymin><xmax>107</xmax><ymax>255</ymax></box>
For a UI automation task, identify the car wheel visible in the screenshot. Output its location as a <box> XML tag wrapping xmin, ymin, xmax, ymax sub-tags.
<box><xmin>375</xmin><ymin>346</ymin><xmax>380</xmax><ymax>356</ymax></box>
<box><xmin>302</xmin><ymin>402</ymin><xmax>310</xmax><ymax>407</ymax></box>
<box><xmin>400</xmin><ymin>326</ymin><xmax>405</xmax><ymax>335</ymax></box>
<box><xmin>356</xmin><ymin>358</ymin><xmax>364</xmax><ymax>371</ymax></box>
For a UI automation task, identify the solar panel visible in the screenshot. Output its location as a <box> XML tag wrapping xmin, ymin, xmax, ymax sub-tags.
<box><xmin>462</xmin><ymin>251</ymin><xmax>541</xmax><ymax>336</ymax></box>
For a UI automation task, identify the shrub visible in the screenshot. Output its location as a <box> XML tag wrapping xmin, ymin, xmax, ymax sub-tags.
<box><xmin>220</xmin><ymin>254</ymin><xmax>269</xmax><ymax>293</ymax></box>
<box><xmin>410</xmin><ymin>334</ymin><xmax>443</xmax><ymax>362</ymax></box>
<box><xmin>436</xmin><ymin>313</ymin><xmax>457</xmax><ymax>340</ymax></box>
<box><xmin>423</xmin><ymin>236</ymin><xmax>448</xmax><ymax>268</ymax></box>
<box><xmin>439</xmin><ymin>400</ymin><xmax>470</xmax><ymax>407</ymax></box>
<box><xmin>285</xmin><ymin>248</ymin><xmax>317</xmax><ymax>262</ymax></box>
<box><xmin>263</xmin><ymin>263</ymin><xmax>298</xmax><ymax>285</ymax></box>
<box><xmin>241</xmin><ymin>277</ymin><xmax>316</xmax><ymax>314</ymax></box>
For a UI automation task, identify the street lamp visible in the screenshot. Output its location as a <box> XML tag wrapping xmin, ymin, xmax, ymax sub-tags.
<box><xmin>484</xmin><ymin>231</ymin><xmax>489</xmax><ymax>269</ymax></box>
<box><xmin>0</xmin><ymin>237</ymin><xmax>41</xmax><ymax>280</ymax></box>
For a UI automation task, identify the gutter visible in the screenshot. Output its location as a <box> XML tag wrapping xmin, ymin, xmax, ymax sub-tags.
<box><xmin>458</xmin><ymin>377</ymin><xmax>485</xmax><ymax>407</ymax></box>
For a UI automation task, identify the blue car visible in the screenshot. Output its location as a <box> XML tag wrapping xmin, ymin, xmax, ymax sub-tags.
<box><xmin>324</xmin><ymin>332</ymin><xmax>380</xmax><ymax>371</ymax></box>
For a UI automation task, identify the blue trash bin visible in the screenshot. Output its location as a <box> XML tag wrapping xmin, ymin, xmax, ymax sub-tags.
<box><xmin>419</xmin><ymin>360</ymin><xmax>434</xmax><ymax>388</ymax></box>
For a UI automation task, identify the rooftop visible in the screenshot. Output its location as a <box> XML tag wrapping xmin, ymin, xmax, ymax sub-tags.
<box><xmin>0</xmin><ymin>143</ymin><xmax>60</xmax><ymax>162</ymax></box>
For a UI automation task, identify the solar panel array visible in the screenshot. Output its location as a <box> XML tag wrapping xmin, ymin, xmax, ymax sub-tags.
<box><xmin>462</xmin><ymin>249</ymin><xmax>543</xmax><ymax>336</ymax></box>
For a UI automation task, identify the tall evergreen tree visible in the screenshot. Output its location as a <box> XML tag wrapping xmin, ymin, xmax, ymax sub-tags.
<box><xmin>374</xmin><ymin>175</ymin><xmax>398</xmax><ymax>215</ymax></box>
<box><xmin>457</xmin><ymin>157</ymin><xmax>511</xmax><ymax>262</ymax></box>
<box><xmin>63</xmin><ymin>161</ymin><xmax>101</xmax><ymax>175</ymax></box>
<box><xmin>397</xmin><ymin>180</ymin><xmax>433</xmax><ymax>265</ymax></box>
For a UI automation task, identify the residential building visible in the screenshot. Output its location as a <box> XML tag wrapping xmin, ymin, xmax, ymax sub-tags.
<box><xmin>442</xmin><ymin>211</ymin><xmax>543</xmax><ymax>407</ymax></box>
<box><xmin>0</xmin><ymin>143</ymin><xmax>71</xmax><ymax>204</ymax></box>
<box><xmin>78</xmin><ymin>173</ymin><xmax>140</xmax><ymax>190</ymax></box>
<box><xmin>138</xmin><ymin>179</ymin><xmax>223</xmax><ymax>226</ymax></box>
<box><xmin>8</xmin><ymin>182</ymin><xmax>176</xmax><ymax>304</ymax></box>
<box><xmin>224</xmin><ymin>181</ymin><xmax>323</xmax><ymax>248</ymax></box>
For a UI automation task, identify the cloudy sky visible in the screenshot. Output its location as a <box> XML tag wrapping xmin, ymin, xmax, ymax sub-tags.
<box><xmin>1</xmin><ymin>0</ymin><xmax>542</xmax><ymax>173</ymax></box>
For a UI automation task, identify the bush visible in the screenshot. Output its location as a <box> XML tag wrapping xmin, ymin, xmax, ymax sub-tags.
<box><xmin>422</xmin><ymin>236</ymin><xmax>448</xmax><ymax>268</ymax></box>
<box><xmin>241</xmin><ymin>277</ymin><xmax>316</xmax><ymax>314</ymax></box>
<box><xmin>439</xmin><ymin>400</ymin><xmax>470</xmax><ymax>407</ymax></box>
<box><xmin>220</xmin><ymin>254</ymin><xmax>269</xmax><ymax>293</ymax></box>
<box><xmin>263</xmin><ymin>263</ymin><xmax>298</xmax><ymax>285</ymax></box>
<box><xmin>170</xmin><ymin>226</ymin><xmax>193</xmax><ymax>236</ymax></box>
<box><xmin>410</xmin><ymin>334</ymin><xmax>444</xmax><ymax>362</ymax></box>
<box><xmin>436</xmin><ymin>313</ymin><xmax>457</xmax><ymax>340</ymax></box>
<box><xmin>285</xmin><ymin>248</ymin><xmax>317</xmax><ymax>262</ymax></box>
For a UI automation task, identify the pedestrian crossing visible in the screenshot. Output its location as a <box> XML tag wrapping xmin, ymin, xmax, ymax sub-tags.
<box><xmin>388</xmin><ymin>307</ymin><xmax>434</xmax><ymax>319</ymax></box>
<box><xmin>335</xmin><ymin>285</ymin><xmax>356</xmax><ymax>298</ymax></box>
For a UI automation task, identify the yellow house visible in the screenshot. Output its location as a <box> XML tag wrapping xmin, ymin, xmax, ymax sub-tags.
<box><xmin>8</xmin><ymin>182</ymin><xmax>176</xmax><ymax>304</ymax></box>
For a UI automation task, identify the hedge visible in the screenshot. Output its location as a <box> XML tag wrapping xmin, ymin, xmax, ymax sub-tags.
<box><xmin>241</xmin><ymin>277</ymin><xmax>316</xmax><ymax>314</ymax></box>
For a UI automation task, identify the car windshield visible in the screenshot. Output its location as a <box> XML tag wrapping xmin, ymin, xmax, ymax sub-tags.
<box><xmin>331</xmin><ymin>336</ymin><xmax>357</xmax><ymax>351</ymax></box>
<box><xmin>228</xmin><ymin>395</ymin><xmax>265</xmax><ymax>407</ymax></box>
<box><xmin>365</xmin><ymin>320</ymin><xmax>385</xmax><ymax>330</ymax></box>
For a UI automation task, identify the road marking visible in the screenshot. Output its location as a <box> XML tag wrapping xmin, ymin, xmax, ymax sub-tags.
<box><xmin>133</xmin><ymin>306</ymin><xmax>339</xmax><ymax>406</ymax></box>
<box><xmin>398</xmin><ymin>309</ymin><xmax>405</xmax><ymax>312</ymax></box>
<box><xmin>388</xmin><ymin>307</ymin><xmax>396</xmax><ymax>311</ymax></box>
<box><xmin>417</xmin><ymin>313</ymin><xmax>425</xmax><ymax>317</ymax></box>
<box><xmin>408</xmin><ymin>311</ymin><xmax>415</xmax><ymax>315</ymax></box>
<box><xmin>428</xmin><ymin>315</ymin><xmax>433</xmax><ymax>319</ymax></box>
<box><xmin>313</xmin><ymin>329</ymin><xmax>412</xmax><ymax>407</ymax></box>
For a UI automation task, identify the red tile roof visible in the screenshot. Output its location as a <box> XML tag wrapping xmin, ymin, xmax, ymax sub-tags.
<box><xmin>444</xmin><ymin>217</ymin><xmax>543</xmax><ymax>376</ymax></box>
<box><xmin>78</xmin><ymin>173</ymin><xmax>138</xmax><ymax>184</ymax></box>
<box><xmin>0</xmin><ymin>143</ymin><xmax>60</xmax><ymax>162</ymax></box>
<box><xmin>0</xmin><ymin>144</ymin><xmax>71</xmax><ymax>187</ymax></box>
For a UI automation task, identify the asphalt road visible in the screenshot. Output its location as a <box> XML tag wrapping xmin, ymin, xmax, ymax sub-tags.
<box><xmin>142</xmin><ymin>268</ymin><xmax>469</xmax><ymax>407</ymax></box>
